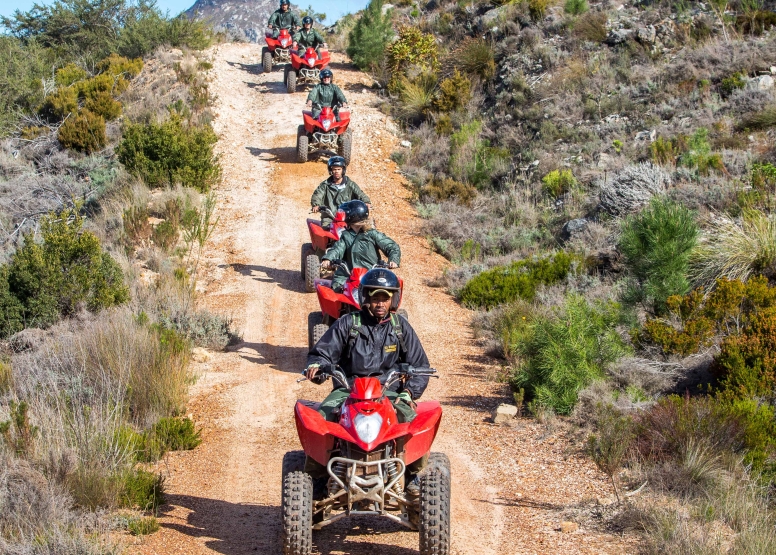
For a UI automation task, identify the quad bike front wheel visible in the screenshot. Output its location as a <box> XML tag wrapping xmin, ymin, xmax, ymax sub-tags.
<box><xmin>287</xmin><ymin>69</ymin><xmax>297</xmax><ymax>93</ymax></box>
<box><xmin>281</xmin><ymin>469</ymin><xmax>313</xmax><ymax>555</ymax></box>
<box><xmin>419</xmin><ymin>452</ymin><xmax>451</xmax><ymax>555</ymax></box>
<box><xmin>262</xmin><ymin>48</ymin><xmax>273</xmax><ymax>73</ymax></box>
<box><xmin>300</xmin><ymin>243</ymin><xmax>313</xmax><ymax>279</ymax></box>
<box><xmin>337</xmin><ymin>129</ymin><xmax>352</xmax><ymax>165</ymax></box>
<box><xmin>297</xmin><ymin>125</ymin><xmax>309</xmax><ymax>163</ymax></box>
<box><xmin>305</xmin><ymin>253</ymin><xmax>320</xmax><ymax>293</ymax></box>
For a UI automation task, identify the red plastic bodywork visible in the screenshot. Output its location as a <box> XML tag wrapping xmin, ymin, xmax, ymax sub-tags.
<box><xmin>303</xmin><ymin>108</ymin><xmax>350</xmax><ymax>135</ymax></box>
<box><xmin>306</xmin><ymin>217</ymin><xmax>346</xmax><ymax>252</ymax></box>
<box><xmin>265</xmin><ymin>28</ymin><xmax>293</xmax><ymax>52</ymax></box>
<box><xmin>290</xmin><ymin>46</ymin><xmax>330</xmax><ymax>71</ymax></box>
<box><xmin>295</xmin><ymin>377</ymin><xmax>442</xmax><ymax>466</ymax></box>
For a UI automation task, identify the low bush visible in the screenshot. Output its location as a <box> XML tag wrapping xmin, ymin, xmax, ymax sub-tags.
<box><xmin>528</xmin><ymin>0</ymin><xmax>551</xmax><ymax>21</ymax></box>
<box><xmin>735</xmin><ymin>10</ymin><xmax>776</xmax><ymax>36</ymax></box>
<box><xmin>120</xmin><ymin>469</ymin><xmax>164</xmax><ymax>512</ymax></box>
<box><xmin>126</xmin><ymin>515</ymin><xmax>160</xmax><ymax>535</ymax></box>
<box><xmin>395</xmin><ymin>73</ymin><xmax>437</xmax><ymax>123</ymax></box>
<box><xmin>619</xmin><ymin>196</ymin><xmax>699</xmax><ymax>315</ymax></box>
<box><xmin>57</xmin><ymin>109</ymin><xmax>107</xmax><ymax>153</ymax></box>
<box><xmin>346</xmin><ymin>0</ymin><xmax>393</xmax><ymax>73</ymax></box>
<box><xmin>40</xmin><ymin>86</ymin><xmax>79</xmax><ymax>120</ymax></box>
<box><xmin>386</xmin><ymin>26</ymin><xmax>438</xmax><ymax>91</ymax></box>
<box><xmin>449</xmin><ymin>120</ymin><xmax>509</xmax><ymax>188</ymax></box>
<box><xmin>151</xmin><ymin>417</ymin><xmax>201</xmax><ymax>453</ymax></box>
<box><xmin>720</xmin><ymin>72</ymin><xmax>746</xmax><ymax>99</ymax></box>
<box><xmin>680</xmin><ymin>128</ymin><xmax>725</xmax><ymax>176</ymax></box>
<box><xmin>55</xmin><ymin>62</ymin><xmax>88</xmax><ymax>86</ymax></box>
<box><xmin>152</xmin><ymin>218</ymin><xmax>179</xmax><ymax>252</ymax></box>
<box><xmin>599</xmin><ymin>163</ymin><xmax>671</xmax><ymax>216</ymax></box>
<box><xmin>510</xmin><ymin>295</ymin><xmax>630</xmax><ymax>415</ymax></box>
<box><xmin>564</xmin><ymin>0</ymin><xmax>588</xmax><ymax>15</ymax></box>
<box><xmin>117</xmin><ymin>113</ymin><xmax>221</xmax><ymax>192</ymax></box>
<box><xmin>541</xmin><ymin>169</ymin><xmax>577</xmax><ymax>199</ymax></box>
<box><xmin>460</xmin><ymin>251</ymin><xmax>582</xmax><ymax>309</ymax></box>
<box><xmin>450</xmin><ymin>37</ymin><xmax>495</xmax><ymax>82</ymax></box>
<box><xmin>737</xmin><ymin>105</ymin><xmax>776</xmax><ymax>131</ymax></box>
<box><xmin>649</xmin><ymin>136</ymin><xmax>684</xmax><ymax>166</ymax></box>
<box><xmin>691</xmin><ymin>211</ymin><xmax>776</xmax><ymax>287</ymax></box>
<box><xmin>159</xmin><ymin>310</ymin><xmax>238</xmax><ymax>350</ymax></box>
<box><xmin>573</xmin><ymin>11</ymin><xmax>608</xmax><ymax>43</ymax></box>
<box><xmin>420</xmin><ymin>177</ymin><xmax>476</xmax><ymax>205</ymax></box>
<box><xmin>85</xmin><ymin>91</ymin><xmax>123</xmax><ymax>120</ymax></box>
<box><xmin>586</xmin><ymin>403</ymin><xmax>635</xmax><ymax>501</ymax></box>
<box><xmin>433</xmin><ymin>70</ymin><xmax>471</xmax><ymax>113</ymax></box>
<box><xmin>0</xmin><ymin>208</ymin><xmax>129</xmax><ymax>337</ymax></box>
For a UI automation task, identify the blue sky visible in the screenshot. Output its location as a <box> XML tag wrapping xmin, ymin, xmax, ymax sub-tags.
<box><xmin>0</xmin><ymin>1</ymin><xmax>366</xmax><ymax>25</ymax></box>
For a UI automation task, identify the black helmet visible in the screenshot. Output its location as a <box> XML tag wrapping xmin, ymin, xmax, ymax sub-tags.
<box><xmin>302</xmin><ymin>16</ymin><xmax>313</xmax><ymax>25</ymax></box>
<box><xmin>327</xmin><ymin>155</ymin><xmax>347</xmax><ymax>176</ymax></box>
<box><xmin>336</xmin><ymin>200</ymin><xmax>369</xmax><ymax>225</ymax></box>
<box><xmin>280</xmin><ymin>0</ymin><xmax>290</xmax><ymax>6</ymax></box>
<box><xmin>320</xmin><ymin>68</ymin><xmax>333</xmax><ymax>81</ymax></box>
<box><xmin>360</xmin><ymin>268</ymin><xmax>402</xmax><ymax>311</ymax></box>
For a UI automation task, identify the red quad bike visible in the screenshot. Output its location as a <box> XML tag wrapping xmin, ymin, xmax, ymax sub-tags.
<box><xmin>262</xmin><ymin>28</ymin><xmax>294</xmax><ymax>73</ymax></box>
<box><xmin>300</xmin><ymin>207</ymin><xmax>346</xmax><ymax>293</ymax></box>
<box><xmin>297</xmin><ymin>107</ymin><xmax>352</xmax><ymax>165</ymax></box>
<box><xmin>285</xmin><ymin>46</ymin><xmax>331</xmax><ymax>94</ymax></box>
<box><xmin>282</xmin><ymin>365</ymin><xmax>450</xmax><ymax>555</ymax></box>
<box><xmin>308</xmin><ymin>261</ymin><xmax>406</xmax><ymax>350</ymax></box>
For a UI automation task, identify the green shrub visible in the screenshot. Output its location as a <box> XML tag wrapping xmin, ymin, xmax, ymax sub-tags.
<box><xmin>0</xmin><ymin>36</ymin><xmax>50</xmax><ymax>135</ymax></box>
<box><xmin>649</xmin><ymin>136</ymin><xmax>684</xmax><ymax>166</ymax></box>
<box><xmin>460</xmin><ymin>251</ymin><xmax>582</xmax><ymax>309</ymax></box>
<box><xmin>619</xmin><ymin>196</ymin><xmax>699</xmax><ymax>315</ymax></box>
<box><xmin>0</xmin><ymin>360</ymin><xmax>12</xmax><ymax>394</ymax></box>
<box><xmin>541</xmin><ymin>169</ymin><xmax>577</xmax><ymax>198</ymax></box>
<box><xmin>395</xmin><ymin>73</ymin><xmax>437</xmax><ymax>123</ymax></box>
<box><xmin>510</xmin><ymin>295</ymin><xmax>630</xmax><ymax>415</ymax></box>
<box><xmin>449</xmin><ymin>120</ymin><xmax>509</xmax><ymax>188</ymax></box>
<box><xmin>77</xmin><ymin>73</ymin><xmax>127</xmax><ymax>100</ymax></box>
<box><xmin>0</xmin><ymin>208</ymin><xmax>129</xmax><ymax>337</ymax></box>
<box><xmin>84</xmin><ymin>91</ymin><xmax>122</xmax><ymax>120</ymax></box>
<box><xmin>639</xmin><ymin>277</ymin><xmax>776</xmax><ymax>356</ymax></box>
<box><xmin>386</xmin><ymin>26</ymin><xmax>438</xmax><ymax>91</ymax></box>
<box><xmin>120</xmin><ymin>469</ymin><xmax>164</xmax><ymax>512</ymax></box>
<box><xmin>151</xmin><ymin>417</ymin><xmax>201</xmax><ymax>453</ymax></box>
<box><xmin>40</xmin><ymin>87</ymin><xmax>79</xmax><ymax>120</ymax></box>
<box><xmin>159</xmin><ymin>310</ymin><xmax>238</xmax><ymax>350</ymax></box>
<box><xmin>736</xmin><ymin>10</ymin><xmax>776</xmax><ymax>36</ymax></box>
<box><xmin>96</xmin><ymin>53</ymin><xmax>143</xmax><ymax>79</ymax></box>
<box><xmin>434</xmin><ymin>70</ymin><xmax>471</xmax><ymax>113</ymax></box>
<box><xmin>680</xmin><ymin>128</ymin><xmax>725</xmax><ymax>175</ymax></box>
<box><xmin>720</xmin><ymin>72</ymin><xmax>746</xmax><ymax>99</ymax></box>
<box><xmin>117</xmin><ymin>113</ymin><xmax>221</xmax><ymax>192</ymax></box>
<box><xmin>528</xmin><ymin>0</ymin><xmax>551</xmax><ymax>20</ymax></box>
<box><xmin>55</xmin><ymin>62</ymin><xmax>88</xmax><ymax>86</ymax></box>
<box><xmin>152</xmin><ymin>219</ymin><xmax>179</xmax><ymax>252</ymax></box>
<box><xmin>123</xmin><ymin>204</ymin><xmax>151</xmax><ymax>246</ymax></box>
<box><xmin>126</xmin><ymin>516</ymin><xmax>160</xmax><ymax>535</ymax></box>
<box><xmin>0</xmin><ymin>401</ymin><xmax>38</xmax><ymax>458</ymax></box>
<box><xmin>57</xmin><ymin>109</ymin><xmax>107</xmax><ymax>153</ymax></box>
<box><xmin>564</xmin><ymin>0</ymin><xmax>588</xmax><ymax>15</ymax></box>
<box><xmin>347</xmin><ymin>0</ymin><xmax>393</xmax><ymax>72</ymax></box>
<box><xmin>586</xmin><ymin>403</ymin><xmax>634</xmax><ymax>501</ymax></box>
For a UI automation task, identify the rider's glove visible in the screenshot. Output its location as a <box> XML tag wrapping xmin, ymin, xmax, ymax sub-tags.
<box><xmin>397</xmin><ymin>391</ymin><xmax>413</xmax><ymax>405</ymax></box>
<box><xmin>305</xmin><ymin>364</ymin><xmax>324</xmax><ymax>384</ymax></box>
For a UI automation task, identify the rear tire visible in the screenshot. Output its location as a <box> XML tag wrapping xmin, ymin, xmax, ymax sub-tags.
<box><xmin>305</xmin><ymin>254</ymin><xmax>320</xmax><ymax>293</ymax></box>
<box><xmin>297</xmin><ymin>125</ymin><xmax>309</xmax><ymax>163</ymax></box>
<box><xmin>301</xmin><ymin>243</ymin><xmax>313</xmax><ymax>279</ymax></box>
<box><xmin>287</xmin><ymin>70</ymin><xmax>297</xmax><ymax>93</ymax></box>
<box><xmin>282</xmin><ymin>451</ymin><xmax>306</xmax><ymax>478</ymax></box>
<box><xmin>282</xmin><ymin>470</ymin><xmax>313</xmax><ymax>555</ymax></box>
<box><xmin>262</xmin><ymin>49</ymin><xmax>273</xmax><ymax>73</ymax></box>
<box><xmin>419</xmin><ymin>453</ymin><xmax>451</xmax><ymax>555</ymax></box>
<box><xmin>308</xmin><ymin>312</ymin><xmax>323</xmax><ymax>350</ymax></box>
<box><xmin>337</xmin><ymin>129</ymin><xmax>352</xmax><ymax>165</ymax></box>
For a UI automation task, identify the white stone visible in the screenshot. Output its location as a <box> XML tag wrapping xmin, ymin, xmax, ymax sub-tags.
<box><xmin>493</xmin><ymin>403</ymin><xmax>518</xmax><ymax>424</ymax></box>
<box><xmin>755</xmin><ymin>75</ymin><xmax>774</xmax><ymax>90</ymax></box>
<box><xmin>400</xmin><ymin>140</ymin><xmax>411</xmax><ymax>148</ymax></box>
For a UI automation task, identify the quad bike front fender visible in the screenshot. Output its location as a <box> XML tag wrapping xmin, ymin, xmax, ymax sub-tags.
<box><xmin>307</xmin><ymin>219</ymin><xmax>337</xmax><ymax>252</ymax></box>
<box><xmin>295</xmin><ymin>401</ymin><xmax>354</xmax><ymax>466</ymax></box>
<box><xmin>315</xmin><ymin>280</ymin><xmax>358</xmax><ymax>320</ymax></box>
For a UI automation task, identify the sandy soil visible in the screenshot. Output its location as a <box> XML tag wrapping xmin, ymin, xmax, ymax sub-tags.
<box><xmin>128</xmin><ymin>43</ymin><xmax>639</xmax><ymax>555</ymax></box>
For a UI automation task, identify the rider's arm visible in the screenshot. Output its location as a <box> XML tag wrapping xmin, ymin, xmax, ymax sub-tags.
<box><xmin>306</xmin><ymin>86</ymin><xmax>319</xmax><ymax>106</ymax></box>
<box><xmin>268</xmin><ymin>11</ymin><xmax>277</xmax><ymax>27</ymax></box>
<box><xmin>373</xmin><ymin>231</ymin><xmax>401</xmax><ymax>266</ymax></box>
<box><xmin>307</xmin><ymin>313</ymin><xmax>352</xmax><ymax>367</ymax></box>
<box><xmin>310</xmin><ymin>182</ymin><xmax>326</xmax><ymax>209</ymax></box>
<box><xmin>334</xmin><ymin>85</ymin><xmax>348</xmax><ymax>107</ymax></box>
<box><xmin>348</xmin><ymin>180</ymin><xmax>371</xmax><ymax>205</ymax></box>
<box><xmin>396</xmin><ymin>317</ymin><xmax>431</xmax><ymax>399</ymax></box>
<box><xmin>322</xmin><ymin>234</ymin><xmax>347</xmax><ymax>262</ymax></box>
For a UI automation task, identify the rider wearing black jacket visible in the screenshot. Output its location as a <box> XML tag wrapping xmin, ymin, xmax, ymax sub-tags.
<box><xmin>306</xmin><ymin>268</ymin><xmax>430</xmax><ymax>423</ymax></box>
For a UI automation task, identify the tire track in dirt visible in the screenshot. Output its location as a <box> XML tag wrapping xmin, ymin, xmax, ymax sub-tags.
<box><xmin>128</xmin><ymin>43</ymin><xmax>637</xmax><ymax>555</ymax></box>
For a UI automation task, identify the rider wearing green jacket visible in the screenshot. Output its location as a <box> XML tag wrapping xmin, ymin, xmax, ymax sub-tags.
<box><xmin>306</xmin><ymin>69</ymin><xmax>348</xmax><ymax>119</ymax></box>
<box><xmin>311</xmin><ymin>157</ymin><xmax>371</xmax><ymax>228</ymax></box>
<box><xmin>294</xmin><ymin>16</ymin><xmax>326</xmax><ymax>51</ymax></box>
<box><xmin>322</xmin><ymin>201</ymin><xmax>400</xmax><ymax>291</ymax></box>
<box><xmin>267</xmin><ymin>0</ymin><xmax>301</xmax><ymax>38</ymax></box>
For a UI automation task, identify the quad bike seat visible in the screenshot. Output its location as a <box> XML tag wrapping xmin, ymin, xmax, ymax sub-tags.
<box><xmin>303</xmin><ymin>110</ymin><xmax>313</xmax><ymax>117</ymax></box>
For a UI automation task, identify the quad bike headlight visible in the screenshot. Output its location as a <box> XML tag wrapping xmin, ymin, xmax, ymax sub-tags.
<box><xmin>281</xmin><ymin>38</ymin><xmax>290</xmax><ymax>46</ymax></box>
<box><xmin>322</xmin><ymin>119</ymin><xmax>332</xmax><ymax>131</ymax></box>
<box><xmin>307</xmin><ymin>58</ymin><xmax>315</xmax><ymax>66</ymax></box>
<box><xmin>354</xmin><ymin>413</ymin><xmax>382</xmax><ymax>444</ymax></box>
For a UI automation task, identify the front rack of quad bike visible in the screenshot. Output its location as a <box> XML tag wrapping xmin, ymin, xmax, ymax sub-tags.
<box><xmin>299</xmin><ymin>68</ymin><xmax>320</xmax><ymax>80</ymax></box>
<box><xmin>312</xmin><ymin>456</ymin><xmax>415</xmax><ymax>530</ymax></box>
<box><xmin>311</xmin><ymin>131</ymin><xmax>339</xmax><ymax>147</ymax></box>
<box><xmin>274</xmin><ymin>48</ymin><xmax>291</xmax><ymax>63</ymax></box>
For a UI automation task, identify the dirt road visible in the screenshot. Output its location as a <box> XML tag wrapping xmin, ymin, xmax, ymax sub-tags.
<box><xmin>129</xmin><ymin>43</ymin><xmax>637</xmax><ymax>555</ymax></box>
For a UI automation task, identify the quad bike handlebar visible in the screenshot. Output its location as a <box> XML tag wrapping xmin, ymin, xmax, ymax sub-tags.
<box><xmin>301</xmin><ymin>364</ymin><xmax>437</xmax><ymax>393</ymax></box>
<box><xmin>323</xmin><ymin>259</ymin><xmax>394</xmax><ymax>273</ymax></box>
